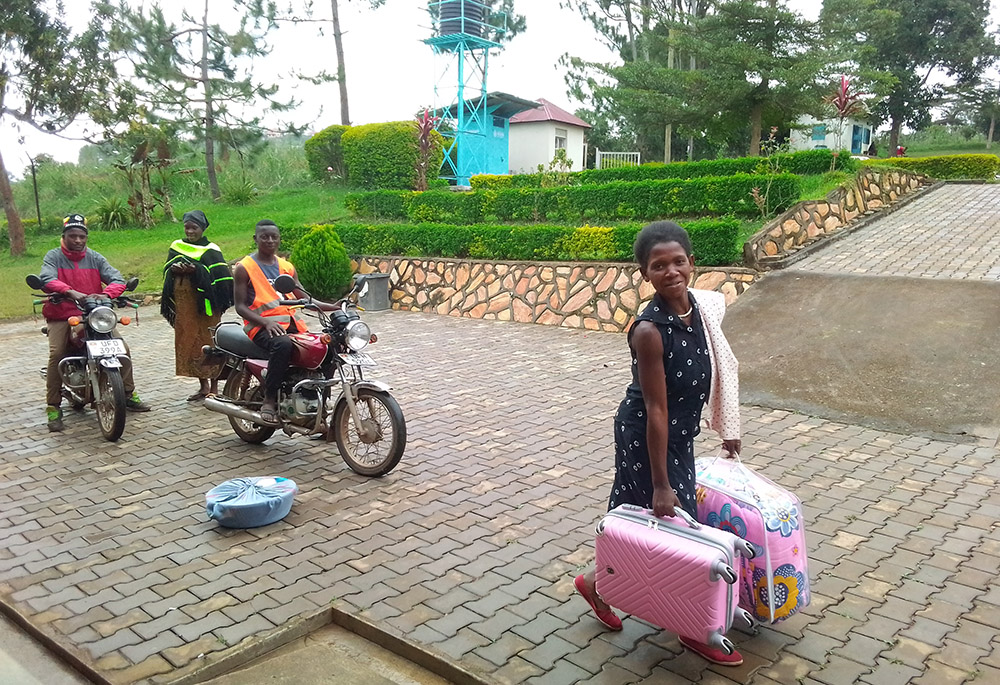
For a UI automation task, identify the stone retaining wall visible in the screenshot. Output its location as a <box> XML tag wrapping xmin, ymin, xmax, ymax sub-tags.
<box><xmin>353</xmin><ymin>257</ymin><xmax>759</xmax><ymax>333</ymax></box>
<box><xmin>744</xmin><ymin>167</ymin><xmax>931</xmax><ymax>267</ymax></box>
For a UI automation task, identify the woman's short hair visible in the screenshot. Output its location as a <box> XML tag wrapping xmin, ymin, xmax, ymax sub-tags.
<box><xmin>633</xmin><ymin>221</ymin><xmax>692</xmax><ymax>267</ymax></box>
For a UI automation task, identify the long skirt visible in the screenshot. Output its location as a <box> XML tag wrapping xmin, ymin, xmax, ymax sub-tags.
<box><xmin>173</xmin><ymin>277</ymin><xmax>223</xmax><ymax>379</ymax></box>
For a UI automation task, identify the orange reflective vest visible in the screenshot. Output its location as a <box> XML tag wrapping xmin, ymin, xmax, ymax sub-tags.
<box><xmin>240</xmin><ymin>256</ymin><xmax>307</xmax><ymax>339</ymax></box>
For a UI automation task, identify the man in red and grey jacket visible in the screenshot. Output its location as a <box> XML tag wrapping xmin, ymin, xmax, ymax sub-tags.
<box><xmin>39</xmin><ymin>214</ymin><xmax>151</xmax><ymax>431</ymax></box>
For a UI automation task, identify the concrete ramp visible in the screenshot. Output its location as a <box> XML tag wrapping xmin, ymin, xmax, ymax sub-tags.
<box><xmin>725</xmin><ymin>270</ymin><xmax>1000</xmax><ymax>441</ymax></box>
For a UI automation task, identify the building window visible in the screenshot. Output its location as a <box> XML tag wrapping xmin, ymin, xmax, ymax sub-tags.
<box><xmin>811</xmin><ymin>124</ymin><xmax>827</xmax><ymax>141</ymax></box>
<box><xmin>554</xmin><ymin>127</ymin><xmax>568</xmax><ymax>150</ymax></box>
<box><xmin>493</xmin><ymin>116</ymin><xmax>505</xmax><ymax>129</ymax></box>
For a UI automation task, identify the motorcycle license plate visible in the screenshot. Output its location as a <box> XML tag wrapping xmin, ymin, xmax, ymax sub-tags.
<box><xmin>86</xmin><ymin>338</ymin><xmax>126</xmax><ymax>358</ymax></box>
<box><xmin>339</xmin><ymin>352</ymin><xmax>376</xmax><ymax>367</ymax></box>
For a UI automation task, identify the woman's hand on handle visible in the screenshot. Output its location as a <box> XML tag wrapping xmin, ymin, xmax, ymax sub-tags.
<box><xmin>652</xmin><ymin>486</ymin><xmax>682</xmax><ymax>518</ymax></box>
<box><xmin>722</xmin><ymin>439</ymin><xmax>741</xmax><ymax>459</ymax></box>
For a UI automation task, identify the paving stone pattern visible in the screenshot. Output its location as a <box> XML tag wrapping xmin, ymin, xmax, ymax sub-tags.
<box><xmin>1</xmin><ymin>310</ymin><xmax>999</xmax><ymax>684</ymax></box>
<box><xmin>791</xmin><ymin>184</ymin><xmax>1000</xmax><ymax>280</ymax></box>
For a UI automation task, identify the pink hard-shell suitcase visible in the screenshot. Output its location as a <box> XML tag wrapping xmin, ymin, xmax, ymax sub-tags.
<box><xmin>695</xmin><ymin>455</ymin><xmax>810</xmax><ymax>624</ymax></box>
<box><xmin>595</xmin><ymin>504</ymin><xmax>756</xmax><ymax>654</ymax></box>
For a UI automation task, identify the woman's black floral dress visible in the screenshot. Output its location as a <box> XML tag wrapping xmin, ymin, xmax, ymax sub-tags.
<box><xmin>609</xmin><ymin>292</ymin><xmax>712</xmax><ymax>517</ymax></box>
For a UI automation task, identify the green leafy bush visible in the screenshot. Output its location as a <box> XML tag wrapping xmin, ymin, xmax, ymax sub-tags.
<box><xmin>91</xmin><ymin>196</ymin><xmax>132</xmax><ymax>230</ymax></box>
<box><xmin>290</xmin><ymin>225</ymin><xmax>353</xmax><ymax>300</ymax></box>
<box><xmin>341</xmin><ymin>121</ymin><xmax>444</xmax><ymax>190</ymax></box>
<box><xmin>470</xmin><ymin>150</ymin><xmax>854</xmax><ymax>190</ymax></box>
<box><xmin>345</xmin><ymin>190</ymin><xmax>484</xmax><ymax>223</ymax></box>
<box><xmin>862</xmin><ymin>153</ymin><xmax>1000</xmax><ymax>180</ymax></box>
<box><xmin>304</xmin><ymin>124</ymin><xmax>350</xmax><ymax>182</ymax></box>
<box><xmin>313</xmin><ymin>217</ymin><xmax>742</xmax><ymax>266</ymax></box>
<box><xmin>349</xmin><ymin>174</ymin><xmax>801</xmax><ymax>223</ymax></box>
<box><xmin>221</xmin><ymin>179</ymin><xmax>258</xmax><ymax>206</ymax></box>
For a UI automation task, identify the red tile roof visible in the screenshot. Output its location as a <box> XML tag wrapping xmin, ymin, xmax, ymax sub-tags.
<box><xmin>509</xmin><ymin>98</ymin><xmax>592</xmax><ymax>128</ymax></box>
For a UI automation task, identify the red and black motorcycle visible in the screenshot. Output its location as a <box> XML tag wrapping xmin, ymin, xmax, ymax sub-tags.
<box><xmin>26</xmin><ymin>274</ymin><xmax>141</xmax><ymax>441</ymax></box>
<box><xmin>203</xmin><ymin>274</ymin><xmax>406</xmax><ymax>476</ymax></box>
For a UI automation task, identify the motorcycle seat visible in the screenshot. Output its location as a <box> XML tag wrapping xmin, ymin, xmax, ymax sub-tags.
<box><xmin>215</xmin><ymin>322</ymin><xmax>270</xmax><ymax>359</ymax></box>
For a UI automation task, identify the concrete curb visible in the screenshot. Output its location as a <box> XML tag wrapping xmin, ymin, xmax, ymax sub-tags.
<box><xmin>0</xmin><ymin>593</ymin><xmax>109</xmax><ymax>685</ymax></box>
<box><xmin>155</xmin><ymin>604</ymin><xmax>494</xmax><ymax>685</ymax></box>
<box><xmin>759</xmin><ymin>180</ymin><xmax>947</xmax><ymax>270</ymax></box>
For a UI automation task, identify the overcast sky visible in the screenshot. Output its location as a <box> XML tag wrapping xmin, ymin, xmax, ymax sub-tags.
<box><xmin>2</xmin><ymin>0</ymin><xmax>989</xmax><ymax>175</ymax></box>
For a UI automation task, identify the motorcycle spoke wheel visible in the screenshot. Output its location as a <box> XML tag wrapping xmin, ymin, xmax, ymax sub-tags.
<box><xmin>332</xmin><ymin>389</ymin><xmax>406</xmax><ymax>477</ymax></box>
<box><xmin>96</xmin><ymin>367</ymin><xmax>126</xmax><ymax>442</ymax></box>
<box><xmin>222</xmin><ymin>368</ymin><xmax>275</xmax><ymax>444</ymax></box>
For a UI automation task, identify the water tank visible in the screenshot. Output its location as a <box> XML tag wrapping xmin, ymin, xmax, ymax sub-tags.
<box><xmin>440</xmin><ymin>0</ymin><xmax>484</xmax><ymax>38</ymax></box>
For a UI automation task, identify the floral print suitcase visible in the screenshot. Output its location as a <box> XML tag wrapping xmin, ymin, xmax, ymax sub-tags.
<box><xmin>695</xmin><ymin>456</ymin><xmax>810</xmax><ymax>623</ymax></box>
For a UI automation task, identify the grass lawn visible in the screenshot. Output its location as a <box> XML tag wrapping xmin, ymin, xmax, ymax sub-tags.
<box><xmin>1</xmin><ymin>185</ymin><xmax>349</xmax><ymax>320</ymax></box>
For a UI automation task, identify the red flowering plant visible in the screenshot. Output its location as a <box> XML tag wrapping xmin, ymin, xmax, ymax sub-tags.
<box><xmin>822</xmin><ymin>75</ymin><xmax>867</xmax><ymax>170</ymax></box>
<box><xmin>415</xmin><ymin>108</ymin><xmax>442</xmax><ymax>191</ymax></box>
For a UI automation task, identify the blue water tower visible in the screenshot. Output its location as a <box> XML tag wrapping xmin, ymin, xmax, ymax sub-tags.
<box><xmin>425</xmin><ymin>1</ymin><xmax>506</xmax><ymax>186</ymax></box>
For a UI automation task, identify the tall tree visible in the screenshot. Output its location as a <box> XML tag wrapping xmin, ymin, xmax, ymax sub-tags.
<box><xmin>116</xmin><ymin>1</ymin><xmax>296</xmax><ymax>201</ymax></box>
<box><xmin>821</xmin><ymin>0</ymin><xmax>996</xmax><ymax>152</ymax></box>
<box><xmin>566</xmin><ymin>0</ymin><xmax>825</xmax><ymax>159</ymax></box>
<box><xmin>0</xmin><ymin>1</ymin><xmax>117</xmax><ymax>256</ymax></box>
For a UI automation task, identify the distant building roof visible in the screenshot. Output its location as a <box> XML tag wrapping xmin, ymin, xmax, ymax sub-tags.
<box><xmin>438</xmin><ymin>91</ymin><xmax>541</xmax><ymax>121</ymax></box>
<box><xmin>509</xmin><ymin>98</ymin><xmax>592</xmax><ymax>128</ymax></box>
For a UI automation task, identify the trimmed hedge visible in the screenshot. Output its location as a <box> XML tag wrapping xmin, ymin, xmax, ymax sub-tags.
<box><xmin>470</xmin><ymin>149</ymin><xmax>856</xmax><ymax>190</ymax></box>
<box><xmin>304</xmin><ymin>124</ymin><xmax>350</xmax><ymax>182</ymax></box>
<box><xmin>290</xmin><ymin>225</ymin><xmax>353</xmax><ymax>300</ymax></box>
<box><xmin>302</xmin><ymin>218</ymin><xmax>742</xmax><ymax>266</ymax></box>
<box><xmin>862</xmin><ymin>153</ymin><xmax>1000</xmax><ymax>180</ymax></box>
<box><xmin>341</xmin><ymin>121</ymin><xmax>444</xmax><ymax>190</ymax></box>
<box><xmin>347</xmin><ymin>174</ymin><xmax>801</xmax><ymax>223</ymax></box>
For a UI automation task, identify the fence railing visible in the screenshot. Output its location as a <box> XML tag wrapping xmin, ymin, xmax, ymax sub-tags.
<box><xmin>595</xmin><ymin>149</ymin><xmax>641</xmax><ymax>170</ymax></box>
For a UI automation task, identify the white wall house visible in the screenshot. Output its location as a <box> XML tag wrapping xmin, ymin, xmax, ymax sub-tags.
<box><xmin>508</xmin><ymin>99</ymin><xmax>591</xmax><ymax>173</ymax></box>
<box><xmin>789</xmin><ymin>115</ymin><xmax>874</xmax><ymax>155</ymax></box>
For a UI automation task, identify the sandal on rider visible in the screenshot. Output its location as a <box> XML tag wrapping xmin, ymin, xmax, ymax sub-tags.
<box><xmin>259</xmin><ymin>406</ymin><xmax>280</xmax><ymax>425</ymax></box>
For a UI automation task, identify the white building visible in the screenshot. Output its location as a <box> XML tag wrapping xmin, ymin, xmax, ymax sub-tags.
<box><xmin>789</xmin><ymin>116</ymin><xmax>874</xmax><ymax>156</ymax></box>
<box><xmin>508</xmin><ymin>99</ymin><xmax>591</xmax><ymax>173</ymax></box>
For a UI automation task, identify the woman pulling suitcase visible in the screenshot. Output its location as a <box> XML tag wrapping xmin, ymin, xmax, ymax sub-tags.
<box><xmin>574</xmin><ymin>221</ymin><xmax>746</xmax><ymax>667</ymax></box>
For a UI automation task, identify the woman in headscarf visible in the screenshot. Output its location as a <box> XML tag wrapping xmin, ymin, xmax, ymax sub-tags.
<box><xmin>161</xmin><ymin>210</ymin><xmax>234</xmax><ymax>400</ymax></box>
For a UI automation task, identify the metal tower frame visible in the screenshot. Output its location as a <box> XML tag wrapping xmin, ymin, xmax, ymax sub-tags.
<box><xmin>425</xmin><ymin>1</ymin><xmax>505</xmax><ymax>186</ymax></box>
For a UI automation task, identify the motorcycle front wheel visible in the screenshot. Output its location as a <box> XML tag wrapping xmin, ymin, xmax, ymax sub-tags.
<box><xmin>332</xmin><ymin>388</ymin><xmax>406</xmax><ymax>476</ymax></box>
<box><xmin>96</xmin><ymin>367</ymin><xmax>126</xmax><ymax>441</ymax></box>
<box><xmin>222</xmin><ymin>368</ymin><xmax>275</xmax><ymax>444</ymax></box>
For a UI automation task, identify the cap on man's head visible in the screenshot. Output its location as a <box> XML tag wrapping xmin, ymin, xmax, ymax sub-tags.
<box><xmin>63</xmin><ymin>214</ymin><xmax>88</xmax><ymax>233</ymax></box>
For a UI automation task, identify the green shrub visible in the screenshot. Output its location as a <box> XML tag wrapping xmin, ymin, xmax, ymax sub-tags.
<box><xmin>347</xmin><ymin>174</ymin><xmax>800</xmax><ymax>223</ymax></box>
<box><xmin>341</xmin><ymin>121</ymin><xmax>444</xmax><ymax>190</ymax></box>
<box><xmin>290</xmin><ymin>225</ymin><xmax>353</xmax><ymax>300</ymax></box>
<box><xmin>469</xmin><ymin>150</ymin><xmax>852</xmax><ymax>190</ymax></box>
<box><xmin>91</xmin><ymin>196</ymin><xmax>132</xmax><ymax>230</ymax></box>
<box><xmin>304</xmin><ymin>124</ymin><xmax>350</xmax><ymax>182</ymax></box>
<box><xmin>309</xmin><ymin>217</ymin><xmax>741</xmax><ymax>266</ymax></box>
<box><xmin>862</xmin><ymin>153</ymin><xmax>1000</xmax><ymax>180</ymax></box>
<box><xmin>221</xmin><ymin>179</ymin><xmax>258</xmax><ymax>206</ymax></box>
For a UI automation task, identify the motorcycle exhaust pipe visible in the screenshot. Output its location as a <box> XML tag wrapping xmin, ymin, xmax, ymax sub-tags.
<box><xmin>204</xmin><ymin>396</ymin><xmax>268</xmax><ymax>424</ymax></box>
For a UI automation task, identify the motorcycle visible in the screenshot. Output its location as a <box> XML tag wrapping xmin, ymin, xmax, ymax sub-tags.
<box><xmin>203</xmin><ymin>274</ymin><xmax>406</xmax><ymax>477</ymax></box>
<box><xmin>26</xmin><ymin>274</ymin><xmax>141</xmax><ymax>442</ymax></box>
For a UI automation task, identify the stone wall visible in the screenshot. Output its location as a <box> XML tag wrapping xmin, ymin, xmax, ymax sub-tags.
<box><xmin>353</xmin><ymin>257</ymin><xmax>759</xmax><ymax>333</ymax></box>
<box><xmin>744</xmin><ymin>167</ymin><xmax>931</xmax><ymax>267</ymax></box>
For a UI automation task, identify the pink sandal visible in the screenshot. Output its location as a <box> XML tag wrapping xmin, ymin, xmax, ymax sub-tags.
<box><xmin>574</xmin><ymin>574</ymin><xmax>623</xmax><ymax>631</ymax></box>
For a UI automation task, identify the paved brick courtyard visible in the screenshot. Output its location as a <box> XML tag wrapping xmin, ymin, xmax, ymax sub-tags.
<box><xmin>1</xmin><ymin>302</ymin><xmax>999</xmax><ymax>685</ymax></box>
<box><xmin>791</xmin><ymin>183</ymin><xmax>1000</xmax><ymax>281</ymax></box>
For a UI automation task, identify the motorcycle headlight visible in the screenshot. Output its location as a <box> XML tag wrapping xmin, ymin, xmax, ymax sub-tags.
<box><xmin>345</xmin><ymin>320</ymin><xmax>371</xmax><ymax>352</ymax></box>
<box><xmin>89</xmin><ymin>306</ymin><xmax>118</xmax><ymax>333</ymax></box>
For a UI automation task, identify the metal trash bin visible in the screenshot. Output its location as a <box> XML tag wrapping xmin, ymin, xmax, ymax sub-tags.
<box><xmin>356</xmin><ymin>273</ymin><xmax>391</xmax><ymax>311</ymax></box>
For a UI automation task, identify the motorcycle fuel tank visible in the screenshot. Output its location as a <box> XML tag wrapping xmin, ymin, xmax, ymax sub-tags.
<box><xmin>288</xmin><ymin>332</ymin><xmax>328</xmax><ymax>370</ymax></box>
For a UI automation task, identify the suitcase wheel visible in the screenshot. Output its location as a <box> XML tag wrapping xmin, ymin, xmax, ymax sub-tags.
<box><xmin>708</xmin><ymin>631</ymin><xmax>736</xmax><ymax>655</ymax></box>
<box><xmin>737</xmin><ymin>608</ymin><xmax>756</xmax><ymax>630</ymax></box>
<box><xmin>737</xmin><ymin>539</ymin><xmax>756</xmax><ymax>559</ymax></box>
<box><xmin>711</xmin><ymin>560</ymin><xmax>738</xmax><ymax>584</ymax></box>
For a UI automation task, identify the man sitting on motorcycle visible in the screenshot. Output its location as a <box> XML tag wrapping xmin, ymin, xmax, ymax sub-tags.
<box><xmin>233</xmin><ymin>220</ymin><xmax>341</xmax><ymax>425</ymax></box>
<box><xmin>39</xmin><ymin>214</ymin><xmax>152</xmax><ymax>432</ymax></box>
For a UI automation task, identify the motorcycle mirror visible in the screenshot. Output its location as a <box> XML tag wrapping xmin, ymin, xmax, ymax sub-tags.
<box><xmin>125</xmin><ymin>277</ymin><xmax>139</xmax><ymax>292</ymax></box>
<box><xmin>273</xmin><ymin>274</ymin><xmax>297</xmax><ymax>294</ymax></box>
<box><xmin>25</xmin><ymin>274</ymin><xmax>44</xmax><ymax>290</ymax></box>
